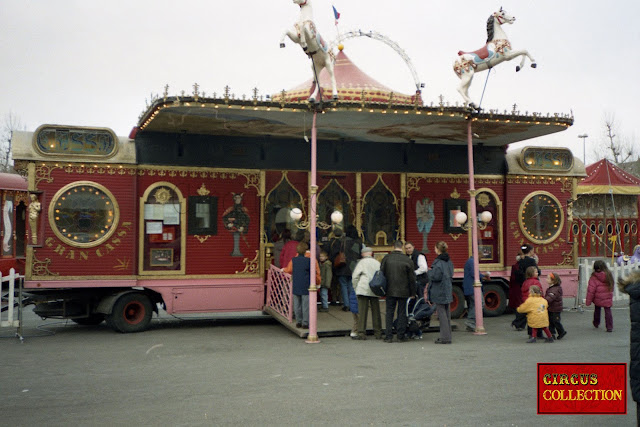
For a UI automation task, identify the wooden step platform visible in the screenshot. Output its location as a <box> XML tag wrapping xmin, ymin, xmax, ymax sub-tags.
<box><xmin>265</xmin><ymin>300</ymin><xmax>458</xmax><ymax>339</ymax></box>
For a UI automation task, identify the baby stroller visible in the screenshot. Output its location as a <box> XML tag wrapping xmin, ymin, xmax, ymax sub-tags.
<box><xmin>407</xmin><ymin>297</ymin><xmax>436</xmax><ymax>339</ymax></box>
<box><xmin>393</xmin><ymin>297</ymin><xmax>436</xmax><ymax>339</ymax></box>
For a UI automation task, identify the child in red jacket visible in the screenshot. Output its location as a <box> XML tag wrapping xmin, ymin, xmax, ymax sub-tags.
<box><xmin>521</xmin><ymin>266</ymin><xmax>542</xmax><ymax>303</ymax></box>
<box><xmin>512</xmin><ymin>265</ymin><xmax>542</xmax><ymax>331</ymax></box>
<box><xmin>586</xmin><ymin>260</ymin><xmax>614</xmax><ymax>332</ymax></box>
<box><xmin>545</xmin><ymin>272</ymin><xmax>566</xmax><ymax>340</ymax></box>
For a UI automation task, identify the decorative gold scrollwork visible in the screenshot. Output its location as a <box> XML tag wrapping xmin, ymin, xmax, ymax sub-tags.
<box><xmin>240</xmin><ymin>172</ymin><xmax>261</xmax><ymax>193</ymax></box>
<box><xmin>236</xmin><ymin>250</ymin><xmax>260</xmax><ymax>274</ymax></box>
<box><xmin>557</xmin><ymin>251</ymin><xmax>574</xmax><ymax>267</ymax></box>
<box><xmin>32</xmin><ymin>255</ymin><xmax>59</xmax><ymax>277</ymax></box>
<box><xmin>406</xmin><ymin>176</ymin><xmax>424</xmax><ymax>197</ymax></box>
<box><xmin>35</xmin><ymin>164</ymin><xmax>62</xmax><ymax>189</ymax></box>
<box><xmin>194</xmin><ymin>235</ymin><xmax>211</xmax><ymax>243</ymax></box>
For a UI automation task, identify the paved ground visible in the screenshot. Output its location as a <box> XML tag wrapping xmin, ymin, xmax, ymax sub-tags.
<box><xmin>0</xmin><ymin>304</ymin><xmax>635</xmax><ymax>426</ymax></box>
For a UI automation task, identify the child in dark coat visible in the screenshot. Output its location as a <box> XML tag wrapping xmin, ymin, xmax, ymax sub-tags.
<box><xmin>318</xmin><ymin>250</ymin><xmax>332</xmax><ymax>312</ymax></box>
<box><xmin>545</xmin><ymin>272</ymin><xmax>566</xmax><ymax>340</ymax></box>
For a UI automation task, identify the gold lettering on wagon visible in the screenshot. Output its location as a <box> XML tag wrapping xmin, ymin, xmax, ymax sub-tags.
<box><xmin>45</xmin><ymin>221</ymin><xmax>132</xmax><ymax>263</ymax></box>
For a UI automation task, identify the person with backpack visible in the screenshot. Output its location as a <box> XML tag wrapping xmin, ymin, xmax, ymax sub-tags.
<box><xmin>350</xmin><ymin>246</ymin><xmax>382</xmax><ymax>340</ymax></box>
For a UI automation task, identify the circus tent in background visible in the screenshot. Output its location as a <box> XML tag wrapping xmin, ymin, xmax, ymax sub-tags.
<box><xmin>574</xmin><ymin>159</ymin><xmax>640</xmax><ymax>257</ymax></box>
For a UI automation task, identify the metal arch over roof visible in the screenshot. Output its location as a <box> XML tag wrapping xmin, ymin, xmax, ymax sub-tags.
<box><xmin>331</xmin><ymin>30</ymin><xmax>423</xmax><ymax>92</ymax></box>
<box><xmin>135</xmin><ymin>94</ymin><xmax>573</xmax><ymax>147</ymax></box>
<box><xmin>578</xmin><ymin>158</ymin><xmax>640</xmax><ymax>195</ymax></box>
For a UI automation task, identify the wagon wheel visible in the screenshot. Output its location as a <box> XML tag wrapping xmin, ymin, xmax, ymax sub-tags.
<box><xmin>107</xmin><ymin>293</ymin><xmax>153</xmax><ymax>333</ymax></box>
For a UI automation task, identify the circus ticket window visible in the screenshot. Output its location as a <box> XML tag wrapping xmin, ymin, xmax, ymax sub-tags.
<box><xmin>519</xmin><ymin>191</ymin><xmax>564</xmax><ymax>244</ymax></box>
<box><xmin>49</xmin><ymin>182</ymin><xmax>120</xmax><ymax>248</ymax></box>
<box><xmin>139</xmin><ymin>183</ymin><xmax>186</xmax><ymax>274</ymax></box>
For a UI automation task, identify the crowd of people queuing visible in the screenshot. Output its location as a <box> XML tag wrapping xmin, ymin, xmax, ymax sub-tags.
<box><xmin>274</xmin><ymin>229</ymin><xmax>629</xmax><ymax>348</ymax></box>
<box><xmin>273</xmin><ymin>226</ymin><xmax>640</xmax><ymax>418</ymax></box>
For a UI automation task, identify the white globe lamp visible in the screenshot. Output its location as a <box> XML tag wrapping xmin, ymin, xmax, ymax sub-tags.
<box><xmin>480</xmin><ymin>211</ymin><xmax>493</xmax><ymax>224</ymax></box>
<box><xmin>290</xmin><ymin>207</ymin><xmax>303</xmax><ymax>221</ymax></box>
<box><xmin>455</xmin><ymin>211</ymin><xmax>468</xmax><ymax>226</ymax></box>
<box><xmin>330</xmin><ymin>210</ymin><xmax>343</xmax><ymax>224</ymax></box>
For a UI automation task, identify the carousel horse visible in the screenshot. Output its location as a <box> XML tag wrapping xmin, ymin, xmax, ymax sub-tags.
<box><xmin>453</xmin><ymin>7</ymin><xmax>537</xmax><ymax>109</ymax></box>
<box><xmin>617</xmin><ymin>245</ymin><xmax>640</xmax><ymax>266</ymax></box>
<box><xmin>280</xmin><ymin>0</ymin><xmax>338</xmax><ymax>102</ymax></box>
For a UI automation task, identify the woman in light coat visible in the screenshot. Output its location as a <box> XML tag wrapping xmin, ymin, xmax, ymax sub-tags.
<box><xmin>350</xmin><ymin>246</ymin><xmax>381</xmax><ymax>340</ymax></box>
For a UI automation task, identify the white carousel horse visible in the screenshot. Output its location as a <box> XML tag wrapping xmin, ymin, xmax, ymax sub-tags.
<box><xmin>280</xmin><ymin>0</ymin><xmax>338</xmax><ymax>102</ymax></box>
<box><xmin>453</xmin><ymin>7</ymin><xmax>537</xmax><ymax>109</ymax></box>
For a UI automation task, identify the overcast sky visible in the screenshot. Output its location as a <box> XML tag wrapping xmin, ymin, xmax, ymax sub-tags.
<box><xmin>1</xmin><ymin>0</ymin><xmax>638</xmax><ymax>164</ymax></box>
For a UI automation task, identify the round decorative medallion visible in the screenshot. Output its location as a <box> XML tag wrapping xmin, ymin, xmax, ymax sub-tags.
<box><xmin>518</xmin><ymin>191</ymin><xmax>564</xmax><ymax>244</ymax></box>
<box><xmin>48</xmin><ymin>181</ymin><xmax>119</xmax><ymax>248</ymax></box>
<box><xmin>154</xmin><ymin>188</ymin><xmax>171</xmax><ymax>204</ymax></box>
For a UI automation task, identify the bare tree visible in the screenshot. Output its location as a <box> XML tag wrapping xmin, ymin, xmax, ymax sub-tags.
<box><xmin>0</xmin><ymin>111</ymin><xmax>27</xmax><ymax>172</ymax></box>
<box><xmin>592</xmin><ymin>114</ymin><xmax>637</xmax><ymax>170</ymax></box>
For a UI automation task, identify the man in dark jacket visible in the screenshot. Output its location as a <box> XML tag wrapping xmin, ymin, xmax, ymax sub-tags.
<box><xmin>512</xmin><ymin>244</ymin><xmax>539</xmax><ymax>330</ymax></box>
<box><xmin>381</xmin><ymin>240</ymin><xmax>417</xmax><ymax>343</ymax></box>
<box><xmin>330</xmin><ymin>227</ymin><xmax>361</xmax><ymax>312</ymax></box>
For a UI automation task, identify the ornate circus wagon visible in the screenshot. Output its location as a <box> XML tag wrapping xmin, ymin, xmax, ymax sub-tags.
<box><xmin>11</xmin><ymin>50</ymin><xmax>580</xmax><ymax>332</ymax></box>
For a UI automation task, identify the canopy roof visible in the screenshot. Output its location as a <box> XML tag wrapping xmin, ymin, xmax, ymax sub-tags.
<box><xmin>134</xmin><ymin>97</ymin><xmax>572</xmax><ymax>146</ymax></box>
<box><xmin>271</xmin><ymin>51</ymin><xmax>421</xmax><ymax>106</ymax></box>
<box><xmin>578</xmin><ymin>159</ymin><xmax>640</xmax><ymax>195</ymax></box>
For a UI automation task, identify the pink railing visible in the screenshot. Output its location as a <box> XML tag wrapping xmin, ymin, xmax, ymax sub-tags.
<box><xmin>266</xmin><ymin>265</ymin><xmax>293</xmax><ymax>323</ymax></box>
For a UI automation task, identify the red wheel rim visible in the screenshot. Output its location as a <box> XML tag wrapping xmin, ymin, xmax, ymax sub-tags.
<box><xmin>485</xmin><ymin>291</ymin><xmax>500</xmax><ymax>310</ymax></box>
<box><xmin>451</xmin><ymin>293</ymin><xmax>459</xmax><ymax>313</ymax></box>
<box><xmin>123</xmin><ymin>301</ymin><xmax>145</xmax><ymax>325</ymax></box>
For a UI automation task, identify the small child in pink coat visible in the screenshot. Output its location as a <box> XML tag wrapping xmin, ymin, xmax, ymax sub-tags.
<box><xmin>586</xmin><ymin>260</ymin><xmax>614</xmax><ymax>332</ymax></box>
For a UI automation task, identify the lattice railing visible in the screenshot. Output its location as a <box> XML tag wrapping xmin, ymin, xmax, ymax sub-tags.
<box><xmin>266</xmin><ymin>265</ymin><xmax>293</xmax><ymax>322</ymax></box>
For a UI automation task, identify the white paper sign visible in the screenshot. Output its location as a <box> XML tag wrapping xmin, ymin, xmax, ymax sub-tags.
<box><xmin>163</xmin><ymin>204</ymin><xmax>180</xmax><ymax>225</ymax></box>
<box><xmin>144</xmin><ymin>204</ymin><xmax>164</xmax><ymax>220</ymax></box>
<box><xmin>146</xmin><ymin>221</ymin><xmax>163</xmax><ymax>234</ymax></box>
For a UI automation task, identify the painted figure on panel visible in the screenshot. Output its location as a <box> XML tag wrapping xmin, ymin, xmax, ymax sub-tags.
<box><xmin>416</xmin><ymin>198</ymin><xmax>435</xmax><ymax>252</ymax></box>
<box><xmin>223</xmin><ymin>193</ymin><xmax>250</xmax><ymax>257</ymax></box>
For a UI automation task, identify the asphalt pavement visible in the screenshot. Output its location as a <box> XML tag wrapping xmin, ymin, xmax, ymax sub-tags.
<box><xmin>0</xmin><ymin>304</ymin><xmax>635</xmax><ymax>426</ymax></box>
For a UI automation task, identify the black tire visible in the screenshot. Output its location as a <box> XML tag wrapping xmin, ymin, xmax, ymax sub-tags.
<box><xmin>483</xmin><ymin>284</ymin><xmax>507</xmax><ymax>317</ymax></box>
<box><xmin>107</xmin><ymin>293</ymin><xmax>153</xmax><ymax>333</ymax></box>
<box><xmin>450</xmin><ymin>286</ymin><xmax>466</xmax><ymax>318</ymax></box>
<box><xmin>71</xmin><ymin>314</ymin><xmax>105</xmax><ymax>326</ymax></box>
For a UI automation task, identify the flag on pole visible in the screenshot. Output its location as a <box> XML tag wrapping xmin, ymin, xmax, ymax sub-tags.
<box><xmin>332</xmin><ymin>5</ymin><xmax>340</xmax><ymax>25</ymax></box>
